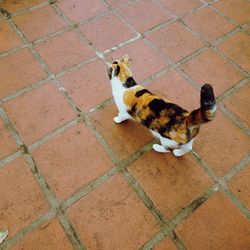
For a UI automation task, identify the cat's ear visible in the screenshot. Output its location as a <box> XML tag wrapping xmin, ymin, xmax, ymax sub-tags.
<box><xmin>122</xmin><ymin>55</ymin><xmax>130</xmax><ymax>66</ymax></box>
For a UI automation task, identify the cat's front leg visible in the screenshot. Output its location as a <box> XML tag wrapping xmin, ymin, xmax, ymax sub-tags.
<box><xmin>114</xmin><ymin>112</ymin><xmax>130</xmax><ymax>124</ymax></box>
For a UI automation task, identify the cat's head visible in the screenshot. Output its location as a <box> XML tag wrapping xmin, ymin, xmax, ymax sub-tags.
<box><xmin>107</xmin><ymin>55</ymin><xmax>132</xmax><ymax>82</ymax></box>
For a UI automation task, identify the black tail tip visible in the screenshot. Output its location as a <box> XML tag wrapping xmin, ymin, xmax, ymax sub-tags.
<box><xmin>201</xmin><ymin>83</ymin><xmax>215</xmax><ymax>100</ymax></box>
<box><xmin>200</xmin><ymin>83</ymin><xmax>216</xmax><ymax>109</ymax></box>
<box><xmin>201</xmin><ymin>83</ymin><xmax>213</xmax><ymax>92</ymax></box>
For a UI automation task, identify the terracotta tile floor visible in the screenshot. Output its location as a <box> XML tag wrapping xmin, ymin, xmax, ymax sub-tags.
<box><xmin>0</xmin><ymin>0</ymin><xmax>249</xmax><ymax>249</ymax></box>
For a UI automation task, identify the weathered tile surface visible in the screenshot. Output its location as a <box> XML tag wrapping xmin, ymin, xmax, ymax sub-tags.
<box><xmin>1</xmin><ymin>1</ymin><xmax>249</xmax><ymax>248</ymax></box>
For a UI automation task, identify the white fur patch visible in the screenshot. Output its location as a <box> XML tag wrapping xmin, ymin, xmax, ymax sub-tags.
<box><xmin>210</xmin><ymin>104</ymin><xmax>217</xmax><ymax>113</ymax></box>
<box><xmin>111</xmin><ymin>77</ymin><xmax>131</xmax><ymax>120</ymax></box>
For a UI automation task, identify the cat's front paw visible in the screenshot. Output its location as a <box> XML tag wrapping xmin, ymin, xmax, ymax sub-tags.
<box><xmin>173</xmin><ymin>149</ymin><xmax>185</xmax><ymax>157</ymax></box>
<box><xmin>153</xmin><ymin>144</ymin><xmax>170</xmax><ymax>153</ymax></box>
<box><xmin>114</xmin><ymin>116</ymin><xmax>123</xmax><ymax>124</ymax></box>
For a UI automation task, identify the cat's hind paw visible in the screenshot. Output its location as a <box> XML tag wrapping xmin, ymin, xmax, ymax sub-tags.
<box><xmin>114</xmin><ymin>116</ymin><xmax>123</xmax><ymax>124</ymax></box>
<box><xmin>173</xmin><ymin>149</ymin><xmax>185</xmax><ymax>157</ymax></box>
<box><xmin>153</xmin><ymin>144</ymin><xmax>170</xmax><ymax>153</ymax></box>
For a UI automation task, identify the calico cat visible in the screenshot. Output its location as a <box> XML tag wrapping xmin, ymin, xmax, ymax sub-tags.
<box><xmin>107</xmin><ymin>55</ymin><xmax>216</xmax><ymax>157</ymax></box>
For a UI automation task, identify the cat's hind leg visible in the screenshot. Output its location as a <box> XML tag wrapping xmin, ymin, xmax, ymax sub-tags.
<box><xmin>114</xmin><ymin>112</ymin><xmax>130</xmax><ymax>124</ymax></box>
<box><xmin>151</xmin><ymin>132</ymin><xmax>170</xmax><ymax>153</ymax></box>
<box><xmin>173</xmin><ymin>138</ymin><xmax>194</xmax><ymax>157</ymax></box>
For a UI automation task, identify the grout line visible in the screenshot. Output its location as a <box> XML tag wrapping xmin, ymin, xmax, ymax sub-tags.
<box><xmin>140</xmin><ymin>230</ymin><xmax>167</xmax><ymax>250</ymax></box>
<box><xmin>170</xmin><ymin>186</ymin><xmax>217</xmax><ymax>228</ymax></box>
<box><xmin>1</xmin><ymin>78</ymin><xmax>51</xmax><ymax>103</ymax></box>
<box><xmin>212</xmin><ymin>46</ymin><xmax>250</xmax><ymax>78</ymax></box>
<box><xmin>55</xmin><ymin>55</ymin><xmax>98</xmax><ymax>78</ymax></box>
<box><xmin>211</xmin><ymin>26</ymin><xmax>241</xmax><ymax>46</ymax></box>
<box><xmin>219</xmin><ymin>104</ymin><xmax>250</xmax><ymax>136</ymax></box>
<box><xmin>141</xmin><ymin>227</ymin><xmax>186</xmax><ymax>250</ymax></box>
<box><xmin>32</xmin><ymin>25</ymin><xmax>74</xmax><ymax>45</ymax></box>
<box><xmin>0</xmin><ymin>106</ymin><xmax>24</xmax><ymax>147</ymax></box>
<box><xmin>122</xmin><ymin>169</ymin><xmax>167</xmax><ymax>227</ymax></box>
<box><xmin>216</xmin><ymin>78</ymin><xmax>249</xmax><ymax>103</ymax></box>
<box><xmin>208</xmin><ymin>4</ymin><xmax>240</xmax><ymax>27</ymax></box>
<box><xmin>28</xmin><ymin>119</ymin><xmax>78</xmax><ymax>152</ymax></box>
<box><xmin>103</xmin><ymin>33</ymin><xmax>141</xmax><ymax>55</ymax></box>
<box><xmin>7</xmin><ymin>1</ymin><xmax>50</xmax><ymax>17</ymax></box>
<box><xmin>57</xmin><ymin>211</ymin><xmax>86</xmax><ymax>250</ymax></box>
<box><xmin>88</xmin><ymin>98</ymin><xmax>114</xmax><ymax>114</ymax></box>
<box><xmin>63</xmin><ymin>167</ymin><xmax>118</xmax><ymax>209</ymax></box>
<box><xmin>0</xmin><ymin>210</ymin><xmax>56</xmax><ymax>249</ymax></box>
<box><xmin>0</xmin><ymin>44</ymin><xmax>30</xmax><ymax>58</ymax></box>
<box><xmin>224</xmin><ymin>155</ymin><xmax>250</xmax><ymax>182</ymax></box>
<box><xmin>223</xmin><ymin>188</ymin><xmax>250</xmax><ymax>220</ymax></box>
<box><xmin>0</xmin><ymin>150</ymin><xmax>22</xmax><ymax>169</ymax></box>
<box><xmin>84</xmin><ymin>114</ymin><xmax>120</xmax><ymax>164</ymax></box>
<box><xmin>191</xmin><ymin>151</ymin><xmax>219</xmax><ymax>182</ymax></box>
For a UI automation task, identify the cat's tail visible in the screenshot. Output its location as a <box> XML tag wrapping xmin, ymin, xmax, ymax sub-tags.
<box><xmin>187</xmin><ymin>84</ymin><xmax>216</xmax><ymax>127</ymax></box>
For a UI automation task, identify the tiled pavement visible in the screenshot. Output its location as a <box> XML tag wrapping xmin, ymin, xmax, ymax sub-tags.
<box><xmin>0</xmin><ymin>0</ymin><xmax>250</xmax><ymax>249</ymax></box>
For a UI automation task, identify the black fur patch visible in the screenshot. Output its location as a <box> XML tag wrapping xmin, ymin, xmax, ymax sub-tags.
<box><xmin>114</xmin><ymin>65</ymin><xmax>120</xmax><ymax>76</ymax></box>
<box><xmin>128</xmin><ymin>103</ymin><xmax>137</xmax><ymax>116</ymax></box>
<box><xmin>135</xmin><ymin>89</ymin><xmax>152</xmax><ymax>97</ymax></box>
<box><xmin>107</xmin><ymin>67</ymin><xmax>112</xmax><ymax>79</ymax></box>
<box><xmin>123</xmin><ymin>77</ymin><xmax>137</xmax><ymax>88</ymax></box>
<box><xmin>148</xmin><ymin>99</ymin><xmax>187</xmax><ymax>117</ymax></box>
<box><xmin>113</xmin><ymin>61</ymin><xmax>118</xmax><ymax>64</ymax></box>
<box><xmin>141</xmin><ymin>115</ymin><xmax>155</xmax><ymax>127</ymax></box>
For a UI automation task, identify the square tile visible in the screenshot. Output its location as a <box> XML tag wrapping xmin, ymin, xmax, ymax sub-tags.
<box><xmin>229</xmin><ymin>165</ymin><xmax>250</xmax><ymax>210</ymax></box>
<box><xmin>0</xmin><ymin>48</ymin><xmax>47</xmax><ymax>99</ymax></box>
<box><xmin>128</xmin><ymin>151</ymin><xmax>212</xmax><ymax>218</ymax></box>
<box><xmin>57</xmin><ymin>0</ymin><xmax>108</xmax><ymax>23</ymax></box>
<box><xmin>154</xmin><ymin>237</ymin><xmax>177</xmax><ymax>250</ymax></box>
<box><xmin>223</xmin><ymin>83</ymin><xmax>250</xmax><ymax>128</ymax></box>
<box><xmin>58</xmin><ymin>59</ymin><xmax>112</xmax><ymax>111</ymax></box>
<box><xmin>183</xmin><ymin>7</ymin><xmax>235</xmax><ymax>41</ymax></box>
<box><xmin>176</xmin><ymin>192</ymin><xmax>250</xmax><ymax>250</ymax></box>
<box><xmin>146</xmin><ymin>22</ymin><xmax>204</xmax><ymax>63</ymax></box>
<box><xmin>118</xmin><ymin>0</ymin><xmax>171</xmax><ymax>33</ymax></box>
<box><xmin>0</xmin><ymin>20</ymin><xmax>22</xmax><ymax>53</ymax></box>
<box><xmin>11</xmin><ymin>219</ymin><xmax>73</xmax><ymax>250</ymax></box>
<box><xmin>218</xmin><ymin>32</ymin><xmax>250</xmax><ymax>72</ymax></box>
<box><xmin>0</xmin><ymin>157</ymin><xmax>49</xmax><ymax>237</ymax></box>
<box><xmin>213</xmin><ymin>0</ymin><xmax>250</xmax><ymax>25</ymax></box>
<box><xmin>80</xmin><ymin>13</ymin><xmax>136</xmax><ymax>52</ymax></box>
<box><xmin>181</xmin><ymin>49</ymin><xmax>244</xmax><ymax>95</ymax></box>
<box><xmin>13</xmin><ymin>6</ymin><xmax>67</xmax><ymax>41</ymax></box>
<box><xmin>91</xmin><ymin>104</ymin><xmax>153</xmax><ymax>160</ymax></box>
<box><xmin>36</xmin><ymin>30</ymin><xmax>95</xmax><ymax>73</ymax></box>
<box><xmin>194</xmin><ymin>111</ymin><xmax>250</xmax><ymax>176</ymax></box>
<box><xmin>1</xmin><ymin>0</ymin><xmax>46</xmax><ymax>13</ymax></box>
<box><xmin>147</xmin><ymin>69</ymin><xmax>199</xmax><ymax>111</ymax></box>
<box><xmin>3</xmin><ymin>83</ymin><xmax>75</xmax><ymax>144</ymax></box>
<box><xmin>158</xmin><ymin>0</ymin><xmax>201</xmax><ymax>16</ymax></box>
<box><xmin>0</xmin><ymin>118</ymin><xmax>18</xmax><ymax>160</ymax></box>
<box><xmin>32</xmin><ymin>124</ymin><xmax>113</xmax><ymax>200</ymax></box>
<box><xmin>106</xmin><ymin>39</ymin><xmax>167</xmax><ymax>82</ymax></box>
<box><xmin>68</xmin><ymin>174</ymin><xmax>160</xmax><ymax>250</ymax></box>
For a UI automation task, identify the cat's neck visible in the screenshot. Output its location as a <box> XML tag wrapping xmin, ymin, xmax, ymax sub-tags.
<box><xmin>111</xmin><ymin>77</ymin><xmax>126</xmax><ymax>91</ymax></box>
